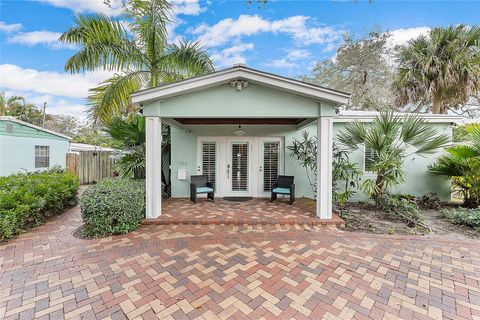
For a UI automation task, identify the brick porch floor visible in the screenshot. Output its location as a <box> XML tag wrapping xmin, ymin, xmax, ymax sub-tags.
<box><xmin>143</xmin><ymin>198</ymin><xmax>345</xmax><ymax>227</ymax></box>
<box><xmin>1</xmin><ymin>206</ymin><xmax>480</xmax><ymax>319</ymax></box>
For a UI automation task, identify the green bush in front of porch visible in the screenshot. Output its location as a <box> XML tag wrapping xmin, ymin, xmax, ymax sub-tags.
<box><xmin>80</xmin><ymin>178</ymin><xmax>145</xmax><ymax>238</ymax></box>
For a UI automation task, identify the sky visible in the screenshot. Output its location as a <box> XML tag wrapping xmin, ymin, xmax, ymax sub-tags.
<box><xmin>0</xmin><ymin>0</ymin><xmax>479</xmax><ymax>119</ymax></box>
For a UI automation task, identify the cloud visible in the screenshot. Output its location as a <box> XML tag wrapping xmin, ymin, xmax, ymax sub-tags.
<box><xmin>1</xmin><ymin>90</ymin><xmax>89</xmax><ymax>118</ymax></box>
<box><xmin>171</xmin><ymin>0</ymin><xmax>205</xmax><ymax>16</ymax></box>
<box><xmin>265</xmin><ymin>48</ymin><xmax>311</xmax><ymax>69</ymax></box>
<box><xmin>37</xmin><ymin>0</ymin><xmax>204</xmax><ymax>16</ymax></box>
<box><xmin>286</xmin><ymin>49</ymin><xmax>310</xmax><ymax>60</ymax></box>
<box><xmin>265</xmin><ymin>58</ymin><xmax>297</xmax><ymax>69</ymax></box>
<box><xmin>387</xmin><ymin>27</ymin><xmax>431</xmax><ymax>48</ymax></box>
<box><xmin>0</xmin><ymin>64</ymin><xmax>112</xmax><ymax>99</ymax></box>
<box><xmin>190</xmin><ymin>14</ymin><xmax>344</xmax><ymax>49</ymax></box>
<box><xmin>0</xmin><ymin>21</ymin><xmax>22</xmax><ymax>33</ymax></box>
<box><xmin>7</xmin><ymin>31</ymin><xmax>76</xmax><ymax>49</ymax></box>
<box><xmin>36</xmin><ymin>0</ymin><xmax>124</xmax><ymax>16</ymax></box>
<box><xmin>211</xmin><ymin>43</ymin><xmax>254</xmax><ymax>68</ymax></box>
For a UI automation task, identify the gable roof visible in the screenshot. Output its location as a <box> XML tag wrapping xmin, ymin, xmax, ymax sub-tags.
<box><xmin>131</xmin><ymin>65</ymin><xmax>350</xmax><ymax>106</ymax></box>
<box><xmin>0</xmin><ymin>116</ymin><xmax>71</xmax><ymax>140</ymax></box>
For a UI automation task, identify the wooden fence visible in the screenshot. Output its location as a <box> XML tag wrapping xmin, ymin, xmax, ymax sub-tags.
<box><xmin>66</xmin><ymin>151</ymin><xmax>117</xmax><ymax>184</ymax></box>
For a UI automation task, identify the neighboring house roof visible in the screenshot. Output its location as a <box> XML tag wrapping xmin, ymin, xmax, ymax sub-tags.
<box><xmin>0</xmin><ymin>116</ymin><xmax>71</xmax><ymax>140</ymax></box>
<box><xmin>69</xmin><ymin>143</ymin><xmax>118</xmax><ymax>152</ymax></box>
<box><xmin>334</xmin><ymin>110</ymin><xmax>464</xmax><ymax>124</ymax></box>
<box><xmin>131</xmin><ymin>64</ymin><xmax>350</xmax><ymax>106</ymax></box>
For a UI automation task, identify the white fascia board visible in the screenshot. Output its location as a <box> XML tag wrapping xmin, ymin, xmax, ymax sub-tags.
<box><xmin>333</xmin><ymin>112</ymin><xmax>464</xmax><ymax>124</ymax></box>
<box><xmin>131</xmin><ymin>68</ymin><xmax>350</xmax><ymax>106</ymax></box>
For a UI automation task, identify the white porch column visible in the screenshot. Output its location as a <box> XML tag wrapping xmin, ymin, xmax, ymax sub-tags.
<box><xmin>316</xmin><ymin>116</ymin><xmax>333</xmax><ymax>219</ymax></box>
<box><xmin>146</xmin><ymin>116</ymin><xmax>162</xmax><ymax>219</ymax></box>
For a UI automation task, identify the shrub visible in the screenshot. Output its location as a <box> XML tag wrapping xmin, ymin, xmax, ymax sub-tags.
<box><xmin>81</xmin><ymin>178</ymin><xmax>145</xmax><ymax>238</ymax></box>
<box><xmin>378</xmin><ymin>194</ymin><xmax>425</xmax><ymax>227</ymax></box>
<box><xmin>0</xmin><ymin>169</ymin><xmax>79</xmax><ymax>241</ymax></box>
<box><xmin>288</xmin><ymin>131</ymin><xmax>361</xmax><ymax>204</ymax></box>
<box><xmin>417</xmin><ymin>192</ymin><xmax>441</xmax><ymax>210</ymax></box>
<box><xmin>439</xmin><ymin>208</ymin><xmax>480</xmax><ymax>232</ymax></box>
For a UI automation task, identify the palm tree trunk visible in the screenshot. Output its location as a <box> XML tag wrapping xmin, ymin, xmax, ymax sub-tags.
<box><xmin>432</xmin><ymin>94</ymin><xmax>442</xmax><ymax>114</ymax></box>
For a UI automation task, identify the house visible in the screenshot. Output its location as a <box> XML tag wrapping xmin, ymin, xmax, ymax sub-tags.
<box><xmin>0</xmin><ymin>116</ymin><xmax>70</xmax><ymax>176</ymax></box>
<box><xmin>131</xmin><ymin>65</ymin><xmax>461</xmax><ymax>220</ymax></box>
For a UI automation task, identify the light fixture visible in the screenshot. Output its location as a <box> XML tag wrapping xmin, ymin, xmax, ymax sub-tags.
<box><xmin>234</xmin><ymin>124</ymin><xmax>246</xmax><ymax>136</ymax></box>
<box><xmin>230</xmin><ymin>80</ymin><xmax>249</xmax><ymax>91</ymax></box>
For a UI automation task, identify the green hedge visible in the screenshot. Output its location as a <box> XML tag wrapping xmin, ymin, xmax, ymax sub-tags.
<box><xmin>439</xmin><ymin>208</ymin><xmax>480</xmax><ymax>232</ymax></box>
<box><xmin>80</xmin><ymin>178</ymin><xmax>145</xmax><ymax>238</ymax></box>
<box><xmin>0</xmin><ymin>169</ymin><xmax>79</xmax><ymax>241</ymax></box>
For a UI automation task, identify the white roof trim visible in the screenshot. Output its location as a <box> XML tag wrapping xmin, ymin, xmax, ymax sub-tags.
<box><xmin>131</xmin><ymin>66</ymin><xmax>350</xmax><ymax>106</ymax></box>
<box><xmin>334</xmin><ymin>111</ymin><xmax>463</xmax><ymax>124</ymax></box>
<box><xmin>0</xmin><ymin>116</ymin><xmax>72</xmax><ymax>140</ymax></box>
<box><xmin>69</xmin><ymin>143</ymin><xmax>118</xmax><ymax>152</ymax></box>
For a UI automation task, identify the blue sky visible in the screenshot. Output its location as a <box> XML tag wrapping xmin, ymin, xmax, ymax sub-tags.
<box><xmin>0</xmin><ymin>0</ymin><xmax>479</xmax><ymax>118</ymax></box>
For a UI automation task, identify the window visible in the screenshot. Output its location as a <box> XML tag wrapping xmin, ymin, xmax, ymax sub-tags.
<box><xmin>201</xmin><ymin>142</ymin><xmax>216</xmax><ymax>187</ymax></box>
<box><xmin>35</xmin><ymin>146</ymin><xmax>50</xmax><ymax>168</ymax></box>
<box><xmin>263</xmin><ymin>142</ymin><xmax>279</xmax><ymax>191</ymax></box>
<box><xmin>364</xmin><ymin>146</ymin><xmax>379</xmax><ymax>172</ymax></box>
<box><xmin>6</xmin><ymin>123</ymin><xmax>13</xmax><ymax>133</ymax></box>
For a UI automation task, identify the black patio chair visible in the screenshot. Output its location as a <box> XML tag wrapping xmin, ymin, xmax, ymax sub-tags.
<box><xmin>190</xmin><ymin>175</ymin><xmax>214</xmax><ymax>203</ymax></box>
<box><xmin>271</xmin><ymin>175</ymin><xmax>295</xmax><ymax>205</ymax></box>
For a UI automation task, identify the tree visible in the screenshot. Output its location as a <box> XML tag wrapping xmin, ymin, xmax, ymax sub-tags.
<box><xmin>103</xmin><ymin>115</ymin><xmax>170</xmax><ymax>197</ymax></box>
<box><xmin>104</xmin><ymin>116</ymin><xmax>146</xmax><ymax>179</ymax></box>
<box><xmin>44</xmin><ymin>115</ymin><xmax>79</xmax><ymax>137</ymax></box>
<box><xmin>6</xmin><ymin>102</ymin><xmax>43</xmax><ymax>126</ymax></box>
<box><xmin>60</xmin><ymin>0</ymin><xmax>214</xmax><ymax>124</ymax></box>
<box><xmin>0</xmin><ymin>92</ymin><xmax>24</xmax><ymax>116</ymax></box>
<box><xmin>429</xmin><ymin>127</ymin><xmax>480</xmax><ymax>208</ymax></box>
<box><xmin>336</xmin><ymin>112</ymin><xmax>449</xmax><ymax>203</ymax></box>
<box><xmin>287</xmin><ymin>131</ymin><xmax>361</xmax><ymax>205</ymax></box>
<box><xmin>72</xmin><ymin>125</ymin><xmax>123</xmax><ymax>149</ymax></box>
<box><xmin>393</xmin><ymin>25</ymin><xmax>480</xmax><ymax>114</ymax></box>
<box><xmin>302</xmin><ymin>30</ymin><xmax>395</xmax><ymax>111</ymax></box>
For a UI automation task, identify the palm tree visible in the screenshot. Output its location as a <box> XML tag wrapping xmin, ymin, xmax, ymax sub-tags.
<box><xmin>393</xmin><ymin>25</ymin><xmax>480</xmax><ymax>114</ymax></box>
<box><xmin>60</xmin><ymin>0</ymin><xmax>214</xmax><ymax>124</ymax></box>
<box><xmin>429</xmin><ymin>127</ymin><xmax>480</xmax><ymax>208</ymax></box>
<box><xmin>0</xmin><ymin>92</ymin><xmax>24</xmax><ymax>116</ymax></box>
<box><xmin>336</xmin><ymin>112</ymin><xmax>449</xmax><ymax>203</ymax></box>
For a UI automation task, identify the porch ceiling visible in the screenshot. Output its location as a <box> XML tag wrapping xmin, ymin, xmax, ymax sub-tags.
<box><xmin>173</xmin><ymin>118</ymin><xmax>307</xmax><ymax>125</ymax></box>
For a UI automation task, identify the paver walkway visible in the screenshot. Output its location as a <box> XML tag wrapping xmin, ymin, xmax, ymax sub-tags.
<box><xmin>1</xmin><ymin>206</ymin><xmax>479</xmax><ymax>320</ymax></box>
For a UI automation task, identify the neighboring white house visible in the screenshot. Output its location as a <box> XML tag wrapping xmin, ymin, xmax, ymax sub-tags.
<box><xmin>0</xmin><ymin>116</ymin><xmax>71</xmax><ymax>176</ymax></box>
<box><xmin>131</xmin><ymin>65</ymin><xmax>462</xmax><ymax>221</ymax></box>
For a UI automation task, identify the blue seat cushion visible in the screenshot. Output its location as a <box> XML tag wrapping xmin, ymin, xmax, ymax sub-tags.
<box><xmin>196</xmin><ymin>187</ymin><xmax>214</xmax><ymax>193</ymax></box>
<box><xmin>272</xmin><ymin>187</ymin><xmax>291</xmax><ymax>194</ymax></box>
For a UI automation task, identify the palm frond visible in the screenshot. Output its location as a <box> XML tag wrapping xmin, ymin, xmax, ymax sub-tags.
<box><xmin>336</xmin><ymin>121</ymin><xmax>368</xmax><ymax>150</ymax></box>
<box><xmin>159</xmin><ymin>41</ymin><xmax>215</xmax><ymax>80</ymax></box>
<box><xmin>88</xmin><ymin>71</ymin><xmax>149</xmax><ymax>123</ymax></box>
<box><xmin>61</xmin><ymin>13</ymin><xmax>144</xmax><ymax>72</ymax></box>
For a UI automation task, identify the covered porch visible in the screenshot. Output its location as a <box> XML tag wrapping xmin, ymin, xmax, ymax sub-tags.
<box><xmin>143</xmin><ymin>198</ymin><xmax>345</xmax><ymax>227</ymax></box>
<box><xmin>131</xmin><ymin>65</ymin><xmax>350</xmax><ymax>221</ymax></box>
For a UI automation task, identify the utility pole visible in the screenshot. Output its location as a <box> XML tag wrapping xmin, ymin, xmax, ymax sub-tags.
<box><xmin>42</xmin><ymin>102</ymin><xmax>47</xmax><ymax>127</ymax></box>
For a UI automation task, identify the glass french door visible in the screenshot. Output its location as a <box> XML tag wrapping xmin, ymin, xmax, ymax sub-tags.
<box><xmin>197</xmin><ymin>137</ymin><xmax>283</xmax><ymax>197</ymax></box>
<box><xmin>228</xmin><ymin>141</ymin><xmax>250</xmax><ymax>195</ymax></box>
<box><xmin>259</xmin><ymin>138</ymin><xmax>282</xmax><ymax>197</ymax></box>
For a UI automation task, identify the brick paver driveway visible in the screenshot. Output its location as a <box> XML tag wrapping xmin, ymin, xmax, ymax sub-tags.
<box><xmin>1</xmin><ymin>206</ymin><xmax>479</xmax><ymax>320</ymax></box>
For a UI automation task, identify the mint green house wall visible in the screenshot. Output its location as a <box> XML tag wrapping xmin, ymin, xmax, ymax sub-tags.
<box><xmin>0</xmin><ymin>120</ymin><xmax>70</xmax><ymax>176</ymax></box>
<box><xmin>170</xmin><ymin>121</ymin><xmax>452</xmax><ymax>201</ymax></box>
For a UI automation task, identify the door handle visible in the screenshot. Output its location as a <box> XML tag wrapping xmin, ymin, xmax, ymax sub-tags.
<box><xmin>227</xmin><ymin>164</ymin><xmax>230</xmax><ymax>178</ymax></box>
<box><xmin>259</xmin><ymin>165</ymin><xmax>262</xmax><ymax>172</ymax></box>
